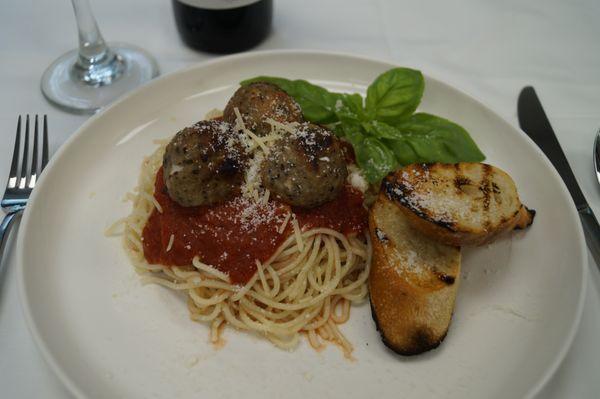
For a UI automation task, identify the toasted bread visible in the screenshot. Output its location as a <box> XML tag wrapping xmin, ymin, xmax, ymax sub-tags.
<box><xmin>369</xmin><ymin>193</ymin><xmax>461</xmax><ymax>356</ymax></box>
<box><xmin>383</xmin><ymin>163</ymin><xmax>535</xmax><ymax>247</ymax></box>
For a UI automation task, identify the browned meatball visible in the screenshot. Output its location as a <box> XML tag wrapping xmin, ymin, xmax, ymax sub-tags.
<box><xmin>223</xmin><ymin>82</ymin><xmax>304</xmax><ymax>136</ymax></box>
<box><xmin>260</xmin><ymin>123</ymin><xmax>348</xmax><ymax>208</ymax></box>
<box><xmin>163</xmin><ymin>120</ymin><xmax>248</xmax><ymax>206</ymax></box>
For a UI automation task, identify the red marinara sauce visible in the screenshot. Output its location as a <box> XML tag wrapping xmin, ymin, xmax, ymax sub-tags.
<box><xmin>142</xmin><ymin>168</ymin><xmax>367</xmax><ymax>285</ymax></box>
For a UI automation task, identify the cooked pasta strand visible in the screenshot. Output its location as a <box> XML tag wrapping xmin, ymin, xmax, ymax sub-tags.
<box><xmin>116</xmin><ymin>139</ymin><xmax>371</xmax><ymax>356</ymax></box>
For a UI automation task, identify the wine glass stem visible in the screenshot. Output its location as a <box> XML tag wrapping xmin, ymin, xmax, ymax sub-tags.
<box><xmin>70</xmin><ymin>0</ymin><xmax>124</xmax><ymax>86</ymax></box>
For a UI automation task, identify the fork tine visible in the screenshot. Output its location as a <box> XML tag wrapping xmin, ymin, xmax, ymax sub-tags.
<box><xmin>28</xmin><ymin>115</ymin><xmax>39</xmax><ymax>189</ymax></box>
<box><xmin>19</xmin><ymin>115</ymin><xmax>30</xmax><ymax>189</ymax></box>
<box><xmin>8</xmin><ymin>116</ymin><xmax>21</xmax><ymax>184</ymax></box>
<box><xmin>41</xmin><ymin>115</ymin><xmax>49</xmax><ymax>171</ymax></box>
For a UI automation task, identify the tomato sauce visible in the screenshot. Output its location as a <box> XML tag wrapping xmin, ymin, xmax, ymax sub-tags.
<box><xmin>142</xmin><ymin>168</ymin><xmax>367</xmax><ymax>285</ymax></box>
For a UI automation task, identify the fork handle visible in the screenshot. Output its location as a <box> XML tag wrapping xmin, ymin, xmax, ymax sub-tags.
<box><xmin>0</xmin><ymin>210</ymin><xmax>22</xmax><ymax>264</ymax></box>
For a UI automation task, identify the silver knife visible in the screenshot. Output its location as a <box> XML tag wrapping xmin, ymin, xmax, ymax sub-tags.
<box><xmin>517</xmin><ymin>86</ymin><xmax>600</xmax><ymax>267</ymax></box>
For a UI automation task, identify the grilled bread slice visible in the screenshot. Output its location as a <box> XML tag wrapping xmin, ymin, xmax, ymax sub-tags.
<box><xmin>369</xmin><ymin>193</ymin><xmax>461</xmax><ymax>356</ymax></box>
<box><xmin>383</xmin><ymin>163</ymin><xmax>535</xmax><ymax>247</ymax></box>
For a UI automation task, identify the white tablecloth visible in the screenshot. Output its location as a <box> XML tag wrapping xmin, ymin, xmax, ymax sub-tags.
<box><xmin>1</xmin><ymin>0</ymin><xmax>599</xmax><ymax>397</ymax></box>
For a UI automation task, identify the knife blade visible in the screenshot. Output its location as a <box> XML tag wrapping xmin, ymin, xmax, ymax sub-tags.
<box><xmin>517</xmin><ymin>86</ymin><xmax>600</xmax><ymax>266</ymax></box>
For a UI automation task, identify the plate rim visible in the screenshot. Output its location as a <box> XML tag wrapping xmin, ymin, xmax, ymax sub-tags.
<box><xmin>16</xmin><ymin>49</ymin><xmax>588</xmax><ymax>399</ymax></box>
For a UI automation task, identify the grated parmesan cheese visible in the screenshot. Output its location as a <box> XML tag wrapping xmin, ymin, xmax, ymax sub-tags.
<box><xmin>390</xmin><ymin>248</ymin><xmax>423</xmax><ymax>275</ymax></box>
<box><xmin>245</xmin><ymin>129</ymin><xmax>270</xmax><ymax>155</ymax></box>
<box><xmin>166</xmin><ymin>234</ymin><xmax>175</xmax><ymax>252</ymax></box>
<box><xmin>395</xmin><ymin>166</ymin><xmax>475</xmax><ymax>225</ymax></box>
<box><xmin>374</xmin><ymin>228</ymin><xmax>388</xmax><ymax>242</ymax></box>
<box><xmin>262</xmin><ymin>189</ymin><xmax>270</xmax><ymax>205</ymax></box>
<box><xmin>265</xmin><ymin>118</ymin><xmax>299</xmax><ymax>134</ymax></box>
<box><xmin>347</xmin><ymin>165</ymin><xmax>369</xmax><ymax>193</ymax></box>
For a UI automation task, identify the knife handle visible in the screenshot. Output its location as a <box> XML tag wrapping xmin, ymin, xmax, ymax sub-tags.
<box><xmin>579</xmin><ymin>206</ymin><xmax>600</xmax><ymax>264</ymax></box>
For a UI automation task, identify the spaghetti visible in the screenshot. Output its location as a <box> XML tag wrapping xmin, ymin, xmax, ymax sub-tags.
<box><xmin>112</xmin><ymin>124</ymin><xmax>371</xmax><ymax>356</ymax></box>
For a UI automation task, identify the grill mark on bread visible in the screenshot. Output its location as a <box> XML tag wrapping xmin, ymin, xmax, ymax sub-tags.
<box><xmin>479</xmin><ymin>179</ymin><xmax>491</xmax><ymax>210</ymax></box>
<box><xmin>492</xmin><ymin>182</ymin><xmax>502</xmax><ymax>204</ymax></box>
<box><xmin>454</xmin><ymin>176</ymin><xmax>473</xmax><ymax>196</ymax></box>
<box><xmin>383</xmin><ymin>178</ymin><xmax>457</xmax><ymax>231</ymax></box>
<box><xmin>480</xmin><ymin>164</ymin><xmax>493</xmax><ymax>210</ymax></box>
<box><xmin>436</xmin><ymin>272</ymin><xmax>456</xmax><ymax>285</ymax></box>
<box><xmin>454</xmin><ymin>176</ymin><xmax>471</xmax><ymax>187</ymax></box>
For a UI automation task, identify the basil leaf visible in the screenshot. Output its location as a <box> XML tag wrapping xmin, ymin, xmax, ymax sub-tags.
<box><xmin>241</xmin><ymin>76</ymin><xmax>342</xmax><ymax>124</ymax></box>
<box><xmin>383</xmin><ymin>139</ymin><xmax>420</xmax><ymax>165</ymax></box>
<box><xmin>362</xmin><ymin>120</ymin><xmax>405</xmax><ymax>140</ymax></box>
<box><xmin>331</xmin><ymin>123</ymin><xmax>347</xmax><ymax>138</ymax></box>
<box><xmin>365</xmin><ymin>68</ymin><xmax>424</xmax><ymax>124</ymax></box>
<box><xmin>337</xmin><ymin>93</ymin><xmax>364</xmax><ymax>119</ymax></box>
<box><xmin>343</xmin><ymin>120</ymin><xmax>365</xmax><ymax>144</ymax></box>
<box><xmin>336</xmin><ymin>120</ymin><xmax>396</xmax><ymax>183</ymax></box>
<box><xmin>383</xmin><ymin>113</ymin><xmax>485</xmax><ymax>165</ymax></box>
<box><xmin>354</xmin><ymin>137</ymin><xmax>398</xmax><ymax>183</ymax></box>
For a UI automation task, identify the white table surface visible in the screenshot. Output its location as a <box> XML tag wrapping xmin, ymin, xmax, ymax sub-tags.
<box><xmin>1</xmin><ymin>0</ymin><xmax>599</xmax><ymax>397</ymax></box>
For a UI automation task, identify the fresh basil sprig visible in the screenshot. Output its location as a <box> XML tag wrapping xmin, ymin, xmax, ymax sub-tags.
<box><xmin>240</xmin><ymin>68</ymin><xmax>485</xmax><ymax>183</ymax></box>
<box><xmin>385</xmin><ymin>113</ymin><xmax>485</xmax><ymax>164</ymax></box>
<box><xmin>355</xmin><ymin>138</ymin><xmax>398</xmax><ymax>183</ymax></box>
<box><xmin>365</xmin><ymin>67</ymin><xmax>424</xmax><ymax>124</ymax></box>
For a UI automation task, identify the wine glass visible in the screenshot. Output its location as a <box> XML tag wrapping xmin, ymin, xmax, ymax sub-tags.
<box><xmin>41</xmin><ymin>0</ymin><xmax>159</xmax><ymax>114</ymax></box>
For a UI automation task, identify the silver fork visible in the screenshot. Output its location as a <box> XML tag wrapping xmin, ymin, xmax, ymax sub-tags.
<box><xmin>0</xmin><ymin>115</ymin><xmax>49</xmax><ymax>260</ymax></box>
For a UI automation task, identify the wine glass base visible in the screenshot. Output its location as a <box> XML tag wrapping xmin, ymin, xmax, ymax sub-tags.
<box><xmin>41</xmin><ymin>43</ymin><xmax>159</xmax><ymax>114</ymax></box>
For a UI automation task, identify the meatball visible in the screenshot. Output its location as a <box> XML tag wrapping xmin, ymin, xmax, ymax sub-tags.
<box><xmin>223</xmin><ymin>82</ymin><xmax>304</xmax><ymax>136</ymax></box>
<box><xmin>261</xmin><ymin>123</ymin><xmax>348</xmax><ymax>208</ymax></box>
<box><xmin>162</xmin><ymin>120</ymin><xmax>247</xmax><ymax>206</ymax></box>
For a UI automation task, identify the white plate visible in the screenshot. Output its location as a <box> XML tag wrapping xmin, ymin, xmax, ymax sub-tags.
<box><xmin>18</xmin><ymin>50</ymin><xmax>587</xmax><ymax>399</ymax></box>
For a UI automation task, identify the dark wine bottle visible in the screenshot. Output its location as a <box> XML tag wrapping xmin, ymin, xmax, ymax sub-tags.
<box><xmin>172</xmin><ymin>0</ymin><xmax>273</xmax><ymax>54</ymax></box>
